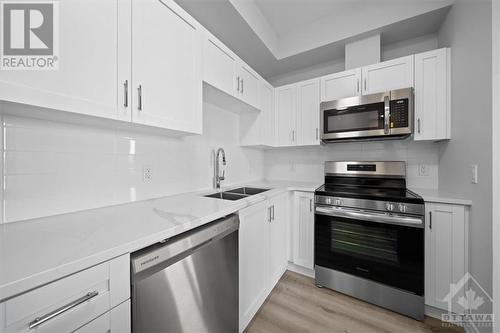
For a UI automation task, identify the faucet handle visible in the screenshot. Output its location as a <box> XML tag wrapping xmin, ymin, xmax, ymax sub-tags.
<box><xmin>220</xmin><ymin>170</ymin><xmax>225</xmax><ymax>181</ymax></box>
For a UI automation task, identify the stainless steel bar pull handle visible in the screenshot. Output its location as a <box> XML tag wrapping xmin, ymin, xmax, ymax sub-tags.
<box><xmin>138</xmin><ymin>85</ymin><xmax>142</xmax><ymax>111</ymax></box>
<box><xmin>236</xmin><ymin>77</ymin><xmax>240</xmax><ymax>92</ymax></box>
<box><xmin>29</xmin><ymin>291</ymin><xmax>99</xmax><ymax>329</ymax></box>
<box><xmin>429</xmin><ymin>211</ymin><xmax>432</xmax><ymax>229</ymax></box>
<box><xmin>271</xmin><ymin>205</ymin><xmax>275</xmax><ymax>220</ymax></box>
<box><xmin>309</xmin><ymin>199</ymin><xmax>312</xmax><ymax>212</ymax></box>
<box><xmin>292</xmin><ymin>130</ymin><xmax>295</xmax><ymax>142</ymax></box>
<box><xmin>268</xmin><ymin>207</ymin><xmax>271</xmax><ymax>222</ymax></box>
<box><xmin>123</xmin><ymin>80</ymin><xmax>128</xmax><ymax>107</ymax></box>
<box><xmin>383</xmin><ymin>95</ymin><xmax>390</xmax><ymax>134</ymax></box>
<box><xmin>417</xmin><ymin>118</ymin><xmax>421</xmax><ymax>134</ymax></box>
<box><xmin>364</xmin><ymin>78</ymin><xmax>367</xmax><ymax>91</ymax></box>
<box><xmin>241</xmin><ymin>79</ymin><xmax>244</xmax><ymax>93</ymax></box>
<box><xmin>357</xmin><ymin>79</ymin><xmax>359</xmax><ymax>93</ymax></box>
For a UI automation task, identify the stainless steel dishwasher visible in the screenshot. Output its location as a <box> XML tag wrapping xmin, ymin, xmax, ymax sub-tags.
<box><xmin>131</xmin><ymin>214</ymin><xmax>239</xmax><ymax>333</ymax></box>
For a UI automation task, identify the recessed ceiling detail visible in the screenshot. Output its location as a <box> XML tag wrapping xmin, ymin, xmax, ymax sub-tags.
<box><xmin>174</xmin><ymin>0</ymin><xmax>454</xmax><ymax>79</ymax></box>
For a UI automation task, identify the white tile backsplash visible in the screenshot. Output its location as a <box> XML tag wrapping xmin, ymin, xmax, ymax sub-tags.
<box><xmin>1</xmin><ymin>102</ymin><xmax>264</xmax><ymax>223</ymax></box>
<box><xmin>263</xmin><ymin>140</ymin><xmax>440</xmax><ymax>189</ymax></box>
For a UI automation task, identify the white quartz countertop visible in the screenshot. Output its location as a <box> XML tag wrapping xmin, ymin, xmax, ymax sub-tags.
<box><xmin>0</xmin><ymin>180</ymin><xmax>320</xmax><ymax>302</ymax></box>
<box><xmin>410</xmin><ymin>188</ymin><xmax>473</xmax><ymax>206</ymax></box>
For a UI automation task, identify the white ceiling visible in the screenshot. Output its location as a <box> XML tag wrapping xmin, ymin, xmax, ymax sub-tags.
<box><xmin>174</xmin><ymin>0</ymin><xmax>454</xmax><ymax>79</ymax></box>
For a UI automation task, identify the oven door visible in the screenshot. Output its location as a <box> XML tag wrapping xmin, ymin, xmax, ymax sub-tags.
<box><xmin>320</xmin><ymin>92</ymin><xmax>390</xmax><ymax>141</ymax></box>
<box><xmin>315</xmin><ymin>205</ymin><xmax>424</xmax><ymax>296</ymax></box>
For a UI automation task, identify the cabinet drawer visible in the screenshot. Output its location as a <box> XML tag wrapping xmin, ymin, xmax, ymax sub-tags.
<box><xmin>74</xmin><ymin>300</ymin><xmax>131</xmax><ymax>333</ymax></box>
<box><xmin>0</xmin><ymin>254</ymin><xmax>129</xmax><ymax>333</ymax></box>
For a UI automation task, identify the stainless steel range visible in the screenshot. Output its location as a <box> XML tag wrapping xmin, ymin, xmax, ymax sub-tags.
<box><xmin>314</xmin><ymin>161</ymin><xmax>425</xmax><ymax>320</ymax></box>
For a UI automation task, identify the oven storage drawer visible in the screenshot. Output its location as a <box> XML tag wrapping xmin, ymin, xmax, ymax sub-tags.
<box><xmin>314</xmin><ymin>214</ymin><xmax>424</xmax><ymax>295</ymax></box>
<box><xmin>0</xmin><ymin>254</ymin><xmax>129</xmax><ymax>333</ymax></box>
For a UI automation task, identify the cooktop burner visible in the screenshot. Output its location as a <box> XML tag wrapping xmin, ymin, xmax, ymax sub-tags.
<box><xmin>315</xmin><ymin>184</ymin><xmax>423</xmax><ymax>204</ymax></box>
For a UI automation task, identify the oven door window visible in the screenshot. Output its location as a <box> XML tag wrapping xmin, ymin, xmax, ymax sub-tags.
<box><xmin>323</xmin><ymin>102</ymin><xmax>384</xmax><ymax>133</ymax></box>
<box><xmin>315</xmin><ymin>213</ymin><xmax>424</xmax><ymax>295</ymax></box>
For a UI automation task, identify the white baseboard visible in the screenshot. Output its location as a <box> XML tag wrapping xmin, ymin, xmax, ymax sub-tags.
<box><xmin>287</xmin><ymin>262</ymin><xmax>315</xmax><ymax>278</ymax></box>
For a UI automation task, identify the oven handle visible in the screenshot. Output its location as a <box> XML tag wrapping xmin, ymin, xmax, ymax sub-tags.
<box><xmin>315</xmin><ymin>206</ymin><xmax>424</xmax><ymax>228</ymax></box>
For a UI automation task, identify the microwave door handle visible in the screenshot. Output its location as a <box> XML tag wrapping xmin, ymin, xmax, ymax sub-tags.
<box><xmin>315</xmin><ymin>206</ymin><xmax>423</xmax><ymax>228</ymax></box>
<box><xmin>384</xmin><ymin>95</ymin><xmax>390</xmax><ymax>134</ymax></box>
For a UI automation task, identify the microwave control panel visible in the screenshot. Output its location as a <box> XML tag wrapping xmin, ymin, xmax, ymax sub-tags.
<box><xmin>389</xmin><ymin>99</ymin><xmax>409</xmax><ymax>128</ymax></box>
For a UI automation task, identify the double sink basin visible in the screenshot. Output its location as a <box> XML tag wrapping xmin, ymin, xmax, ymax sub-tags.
<box><xmin>204</xmin><ymin>187</ymin><xmax>270</xmax><ymax>201</ymax></box>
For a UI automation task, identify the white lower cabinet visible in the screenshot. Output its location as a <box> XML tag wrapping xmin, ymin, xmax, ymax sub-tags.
<box><xmin>0</xmin><ymin>255</ymin><xmax>130</xmax><ymax>333</ymax></box>
<box><xmin>291</xmin><ymin>191</ymin><xmax>315</xmax><ymax>270</ymax></box>
<box><xmin>239</xmin><ymin>192</ymin><xmax>288</xmax><ymax>332</ymax></box>
<box><xmin>425</xmin><ymin>202</ymin><xmax>469</xmax><ymax>314</ymax></box>
<box><xmin>75</xmin><ymin>300</ymin><xmax>131</xmax><ymax>333</ymax></box>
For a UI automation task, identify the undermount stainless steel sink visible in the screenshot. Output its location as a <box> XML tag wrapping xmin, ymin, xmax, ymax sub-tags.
<box><xmin>225</xmin><ymin>187</ymin><xmax>270</xmax><ymax>195</ymax></box>
<box><xmin>204</xmin><ymin>192</ymin><xmax>248</xmax><ymax>201</ymax></box>
<box><xmin>204</xmin><ymin>187</ymin><xmax>270</xmax><ymax>201</ymax></box>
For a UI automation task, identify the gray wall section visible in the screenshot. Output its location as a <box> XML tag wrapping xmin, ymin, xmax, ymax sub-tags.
<box><xmin>437</xmin><ymin>0</ymin><xmax>493</xmax><ymax>322</ymax></box>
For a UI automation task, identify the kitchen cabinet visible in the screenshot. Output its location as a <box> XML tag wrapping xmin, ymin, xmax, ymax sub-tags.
<box><xmin>320</xmin><ymin>68</ymin><xmax>362</xmax><ymax>102</ymax></box>
<box><xmin>239</xmin><ymin>192</ymin><xmax>288</xmax><ymax>332</ymax></box>
<box><xmin>268</xmin><ymin>192</ymin><xmax>289</xmax><ymax>288</ymax></box>
<box><xmin>292</xmin><ymin>191</ymin><xmax>315</xmax><ymax>270</ymax></box>
<box><xmin>75</xmin><ymin>300</ymin><xmax>131</xmax><ymax>333</ymax></box>
<box><xmin>239</xmin><ymin>200</ymin><xmax>269</xmax><ymax>332</ymax></box>
<box><xmin>203</xmin><ymin>35</ymin><xmax>237</xmax><ymax>96</ymax></box>
<box><xmin>425</xmin><ymin>203</ymin><xmax>469</xmax><ymax>314</ymax></box>
<box><xmin>0</xmin><ymin>0</ymin><xmax>130</xmax><ymax>121</ymax></box>
<box><xmin>132</xmin><ymin>0</ymin><xmax>202</xmax><ymax>134</ymax></box>
<box><xmin>240</xmin><ymin>80</ymin><xmax>275</xmax><ymax>146</ymax></box>
<box><xmin>414</xmin><ymin>48</ymin><xmax>451</xmax><ymax>141</ymax></box>
<box><xmin>0</xmin><ymin>255</ymin><xmax>130</xmax><ymax>333</ymax></box>
<box><xmin>274</xmin><ymin>79</ymin><xmax>320</xmax><ymax>147</ymax></box>
<box><xmin>275</xmin><ymin>84</ymin><xmax>297</xmax><ymax>147</ymax></box>
<box><xmin>296</xmin><ymin>79</ymin><xmax>321</xmax><ymax>146</ymax></box>
<box><xmin>362</xmin><ymin>55</ymin><xmax>414</xmax><ymax>94</ymax></box>
<box><xmin>236</xmin><ymin>65</ymin><xmax>261</xmax><ymax>109</ymax></box>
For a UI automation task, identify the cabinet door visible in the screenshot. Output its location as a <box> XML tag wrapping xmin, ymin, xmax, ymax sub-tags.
<box><xmin>261</xmin><ymin>81</ymin><xmax>276</xmax><ymax>145</ymax></box>
<box><xmin>203</xmin><ymin>35</ymin><xmax>237</xmax><ymax>96</ymax></box>
<box><xmin>275</xmin><ymin>84</ymin><xmax>297</xmax><ymax>147</ymax></box>
<box><xmin>292</xmin><ymin>192</ymin><xmax>315</xmax><ymax>270</ymax></box>
<box><xmin>0</xmin><ymin>0</ymin><xmax>131</xmax><ymax>121</ymax></box>
<box><xmin>237</xmin><ymin>65</ymin><xmax>261</xmax><ymax>109</ymax></box>
<box><xmin>132</xmin><ymin>0</ymin><xmax>202</xmax><ymax>134</ymax></box>
<box><xmin>239</xmin><ymin>201</ymin><xmax>269</xmax><ymax>332</ymax></box>
<box><xmin>296</xmin><ymin>79</ymin><xmax>320</xmax><ymax>146</ymax></box>
<box><xmin>414</xmin><ymin>48</ymin><xmax>451</xmax><ymax>141</ymax></box>
<box><xmin>425</xmin><ymin>203</ymin><xmax>466</xmax><ymax>313</ymax></box>
<box><xmin>320</xmin><ymin>68</ymin><xmax>361</xmax><ymax>102</ymax></box>
<box><xmin>268</xmin><ymin>193</ymin><xmax>289</xmax><ymax>288</ymax></box>
<box><xmin>362</xmin><ymin>55</ymin><xmax>414</xmax><ymax>94</ymax></box>
<box><xmin>75</xmin><ymin>300</ymin><xmax>131</xmax><ymax>333</ymax></box>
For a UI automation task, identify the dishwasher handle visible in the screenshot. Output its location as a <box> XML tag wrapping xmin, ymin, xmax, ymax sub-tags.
<box><xmin>131</xmin><ymin>214</ymin><xmax>239</xmax><ymax>276</ymax></box>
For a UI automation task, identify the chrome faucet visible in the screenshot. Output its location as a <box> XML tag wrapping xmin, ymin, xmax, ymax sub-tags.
<box><xmin>214</xmin><ymin>148</ymin><xmax>226</xmax><ymax>190</ymax></box>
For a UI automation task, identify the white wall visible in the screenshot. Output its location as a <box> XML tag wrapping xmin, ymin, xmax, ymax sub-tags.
<box><xmin>263</xmin><ymin>141</ymin><xmax>440</xmax><ymax>189</ymax></box>
<box><xmin>268</xmin><ymin>34</ymin><xmax>438</xmax><ymax>87</ymax></box>
<box><xmin>437</xmin><ymin>0</ymin><xmax>493</xmax><ymax>323</ymax></box>
<box><xmin>1</xmin><ymin>102</ymin><xmax>264</xmax><ymax>223</ymax></box>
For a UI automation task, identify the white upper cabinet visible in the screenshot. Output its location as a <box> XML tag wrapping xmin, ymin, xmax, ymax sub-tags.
<box><xmin>320</xmin><ymin>68</ymin><xmax>362</xmax><ymax>102</ymax></box>
<box><xmin>236</xmin><ymin>64</ymin><xmax>261</xmax><ymax>109</ymax></box>
<box><xmin>0</xmin><ymin>0</ymin><xmax>130</xmax><ymax>121</ymax></box>
<box><xmin>362</xmin><ymin>55</ymin><xmax>414</xmax><ymax>94</ymax></box>
<box><xmin>132</xmin><ymin>0</ymin><xmax>202</xmax><ymax>134</ymax></box>
<box><xmin>203</xmin><ymin>36</ymin><xmax>237</xmax><ymax>96</ymax></box>
<box><xmin>296</xmin><ymin>79</ymin><xmax>320</xmax><ymax>146</ymax></box>
<box><xmin>275</xmin><ymin>84</ymin><xmax>297</xmax><ymax>147</ymax></box>
<box><xmin>414</xmin><ymin>48</ymin><xmax>451</xmax><ymax>141</ymax></box>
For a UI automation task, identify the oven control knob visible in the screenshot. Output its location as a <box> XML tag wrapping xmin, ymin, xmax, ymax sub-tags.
<box><xmin>325</xmin><ymin>198</ymin><xmax>332</xmax><ymax>205</ymax></box>
<box><xmin>385</xmin><ymin>203</ymin><xmax>394</xmax><ymax>211</ymax></box>
<box><xmin>398</xmin><ymin>204</ymin><xmax>407</xmax><ymax>213</ymax></box>
<box><xmin>334</xmin><ymin>199</ymin><xmax>342</xmax><ymax>206</ymax></box>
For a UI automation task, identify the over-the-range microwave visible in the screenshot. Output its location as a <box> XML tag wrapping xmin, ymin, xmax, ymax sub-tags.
<box><xmin>320</xmin><ymin>87</ymin><xmax>413</xmax><ymax>142</ymax></box>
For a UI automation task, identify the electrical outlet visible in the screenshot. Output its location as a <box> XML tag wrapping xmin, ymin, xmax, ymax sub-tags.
<box><xmin>143</xmin><ymin>165</ymin><xmax>152</xmax><ymax>183</ymax></box>
<box><xmin>471</xmin><ymin>164</ymin><xmax>478</xmax><ymax>184</ymax></box>
<box><xmin>418</xmin><ymin>164</ymin><xmax>430</xmax><ymax>177</ymax></box>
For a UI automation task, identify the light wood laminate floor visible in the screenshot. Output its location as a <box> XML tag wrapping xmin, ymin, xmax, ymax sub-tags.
<box><xmin>245</xmin><ymin>271</ymin><xmax>464</xmax><ymax>333</ymax></box>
